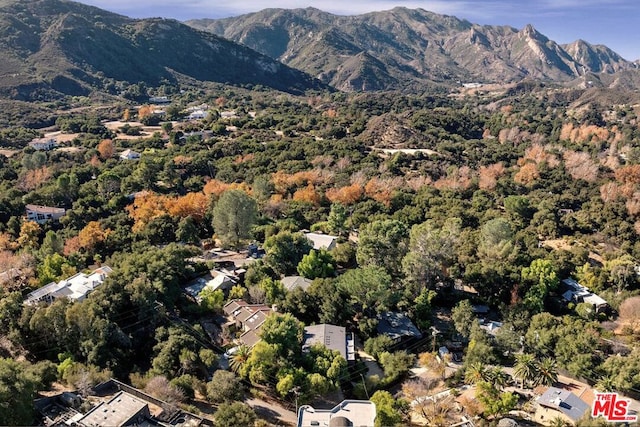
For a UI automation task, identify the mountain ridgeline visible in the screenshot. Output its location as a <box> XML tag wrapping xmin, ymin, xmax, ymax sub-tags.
<box><xmin>0</xmin><ymin>0</ymin><xmax>325</xmax><ymax>101</ymax></box>
<box><xmin>187</xmin><ymin>7</ymin><xmax>636</xmax><ymax>92</ymax></box>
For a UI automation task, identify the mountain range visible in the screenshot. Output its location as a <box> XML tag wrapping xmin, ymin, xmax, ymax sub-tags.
<box><xmin>0</xmin><ymin>0</ymin><xmax>638</xmax><ymax>103</ymax></box>
<box><xmin>187</xmin><ymin>7</ymin><xmax>637</xmax><ymax>92</ymax></box>
<box><xmin>0</xmin><ymin>0</ymin><xmax>324</xmax><ymax>101</ymax></box>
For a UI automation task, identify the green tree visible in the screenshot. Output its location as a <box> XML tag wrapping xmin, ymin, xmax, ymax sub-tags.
<box><xmin>371</xmin><ymin>390</ymin><xmax>405</xmax><ymax>427</ymax></box>
<box><xmin>337</xmin><ymin>266</ymin><xmax>393</xmax><ymax>318</ymax></box>
<box><xmin>260</xmin><ymin>313</ymin><xmax>304</xmax><ymax>359</ymax></box>
<box><xmin>327</xmin><ymin>203</ymin><xmax>348</xmax><ymax>236</ymax></box>
<box><xmin>213</xmin><ymin>402</ymin><xmax>256</xmax><ymax>427</ymax></box>
<box><xmin>212</xmin><ymin>190</ymin><xmax>258</xmax><ymax>249</ymax></box>
<box><xmin>475</xmin><ymin>381</ymin><xmax>518</xmax><ymax>418</ymax></box>
<box><xmin>297</xmin><ymin>249</ymin><xmax>336</xmax><ymax>279</ymax></box>
<box><xmin>402</xmin><ymin>218</ymin><xmax>460</xmax><ymax>295</ymax></box>
<box><xmin>0</xmin><ymin>358</ymin><xmax>52</xmax><ymax>425</ymax></box>
<box><xmin>521</xmin><ymin>259</ymin><xmax>559</xmax><ymax>313</ymax></box>
<box><xmin>513</xmin><ymin>353</ymin><xmax>537</xmax><ymax>389</ymax></box>
<box><xmin>206</xmin><ymin>370</ymin><xmax>244</xmax><ymax>403</ymax></box>
<box><xmin>356</xmin><ymin>219</ymin><xmax>408</xmax><ymax>277</ymax></box>
<box><xmin>229</xmin><ymin>345</ymin><xmax>251</xmax><ymax>374</ymax></box>
<box><xmin>199</xmin><ymin>288</ymin><xmax>224</xmax><ymax>313</ymax></box>
<box><xmin>264</xmin><ymin>231</ymin><xmax>313</xmax><ymax>276</ymax></box>
<box><xmin>535</xmin><ymin>357</ymin><xmax>558</xmax><ymax>387</ymax></box>
<box><xmin>451</xmin><ymin>300</ymin><xmax>475</xmax><ymax>338</ymax></box>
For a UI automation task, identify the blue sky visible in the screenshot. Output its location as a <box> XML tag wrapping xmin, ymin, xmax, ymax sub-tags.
<box><xmin>78</xmin><ymin>0</ymin><xmax>640</xmax><ymax>60</ymax></box>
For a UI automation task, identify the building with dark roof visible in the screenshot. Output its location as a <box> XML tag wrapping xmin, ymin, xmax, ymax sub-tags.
<box><xmin>376</xmin><ymin>312</ymin><xmax>422</xmax><ymax>346</ymax></box>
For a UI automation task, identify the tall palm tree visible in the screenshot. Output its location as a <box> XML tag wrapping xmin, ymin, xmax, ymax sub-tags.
<box><xmin>464</xmin><ymin>361</ymin><xmax>489</xmax><ymax>384</ymax></box>
<box><xmin>514</xmin><ymin>353</ymin><xmax>537</xmax><ymax>389</ymax></box>
<box><xmin>534</xmin><ymin>357</ymin><xmax>558</xmax><ymax>387</ymax></box>
<box><xmin>229</xmin><ymin>345</ymin><xmax>250</xmax><ymax>374</ymax></box>
<box><xmin>595</xmin><ymin>375</ymin><xmax>616</xmax><ymax>393</ymax></box>
<box><xmin>488</xmin><ymin>367</ymin><xmax>509</xmax><ymax>390</ymax></box>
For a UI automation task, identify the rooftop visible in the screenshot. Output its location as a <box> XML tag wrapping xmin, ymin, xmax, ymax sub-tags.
<box><xmin>303</xmin><ymin>324</ymin><xmax>350</xmax><ymax>360</ymax></box>
<box><xmin>304</xmin><ymin>232</ymin><xmax>338</xmax><ymax>250</ymax></box>
<box><xmin>24</xmin><ymin>266</ymin><xmax>112</xmax><ymax>305</ymax></box>
<box><xmin>282</xmin><ymin>275</ymin><xmax>313</xmax><ymax>292</ymax></box>
<box><xmin>298</xmin><ymin>400</ymin><xmax>376</xmax><ymax>427</ymax></box>
<box><xmin>78</xmin><ymin>391</ymin><xmax>148</xmax><ymax>427</ymax></box>
<box><xmin>376</xmin><ymin>312</ymin><xmax>422</xmax><ymax>341</ymax></box>
<box><xmin>537</xmin><ymin>387</ymin><xmax>590</xmax><ymax>422</ymax></box>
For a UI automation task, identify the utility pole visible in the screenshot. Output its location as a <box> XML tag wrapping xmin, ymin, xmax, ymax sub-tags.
<box><xmin>290</xmin><ymin>386</ymin><xmax>301</xmax><ymax>415</ymax></box>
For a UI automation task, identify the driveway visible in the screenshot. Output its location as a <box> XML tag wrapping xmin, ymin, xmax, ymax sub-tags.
<box><xmin>246</xmin><ymin>396</ymin><xmax>297</xmax><ymax>426</ymax></box>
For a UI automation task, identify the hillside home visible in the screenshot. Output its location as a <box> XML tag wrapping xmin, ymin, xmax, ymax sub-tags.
<box><xmin>534</xmin><ymin>387</ymin><xmax>590</xmax><ymax>425</ymax></box>
<box><xmin>303</xmin><ymin>324</ymin><xmax>356</xmax><ymax>362</ymax></box>
<box><xmin>148</xmin><ymin>96</ymin><xmax>169</xmax><ymax>104</ymax></box>
<box><xmin>282</xmin><ymin>275</ymin><xmax>312</xmax><ymax>292</ymax></box>
<box><xmin>26</xmin><ymin>204</ymin><xmax>66</xmax><ymax>224</ymax></box>
<box><xmin>223</xmin><ymin>299</ymin><xmax>273</xmax><ymax>348</ymax></box>
<box><xmin>187</xmin><ymin>109</ymin><xmax>207</xmax><ymax>120</ymax></box>
<box><xmin>185</xmin><ymin>270</ymin><xmax>236</xmax><ymax>301</ymax></box>
<box><xmin>561</xmin><ymin>278</ymin><xmax>608</xmax><ymax>313</ymax></box>
<box><xmin>29</xmin><ymin>137</ymin><xmax>57</xmax><ymax>151</ymax></box>
<box><xmin>35</xmin><ymin>378</ymin><xmax>203</xmax><ymax>427</ymax></box>
<box><xmin>377</xmin><ymin>311</ymin><xmax>422</xmax><ymax>347</ymax></box>
<box><xmin>297</xmin><ymin>400</ymin><xmax>376</xmax><ymax>427</ymax></box>
<box><xmin>119</xmin><ymin>149</ymin><xmax>141</xmax><ymax>160</ymax></box>
<box><xmin>24</xmin><ymin>266</ymin><xmax>112</xmax><ymax>306</ymax></box>
<box><xmin>304</xmin><ymin>232</ymin><xmax>338</xmax><ymax>251</ymax></box>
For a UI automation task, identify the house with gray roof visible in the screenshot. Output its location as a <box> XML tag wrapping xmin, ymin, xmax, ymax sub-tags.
<box><xmin>376</xmin><ymin>312</ymin><xmax>422</xmax><ymax>347</ymax></box>
<box><xmin>534</xmin><ymin>387</ymin><xmax>590</xmax><ymax>425</ymax></box>
<box><xmin>303</xmin><ymin>324</ymin><xmax>355</xmax><ymax>362</ymax></box>
<box><xmin>282</xmin><ymin>275</ymin><xmax>312</xmax><ymax>292</ymax></box>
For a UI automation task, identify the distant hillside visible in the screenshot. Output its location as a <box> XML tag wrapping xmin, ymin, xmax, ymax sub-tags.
<box><xmin>188</xmin><ymin>7</ymin><xmax>636</xmax><ymax>91</ymax></box>
<box><xmin>0</xmin><ymin>0</ymin><xmax>325</xmax><ymax>101</ymax></box>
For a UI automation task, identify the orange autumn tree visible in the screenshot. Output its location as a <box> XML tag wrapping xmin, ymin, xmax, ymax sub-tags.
<box><xmin>364</xmin><ymin>177</ymin><xmax>403</xmax><ymax>207</ymax></box>
<box><xmin>167</xmin><ymin>192</ymin><xmax>209</xmax><ymax>222</ymax></box>
<box><xmin>478</xmin><ymin>162</ymin><xmax>506</xmax><ymax>191</ymax></box>
<box><xmin>97</xmin><ymin>139</ymin><xmax>115</xmax><ymax>160</ymax></box>
<box><xmin>203</xmin><ymin>179</ymin><xmax>251</xmax><ymax>200</ymax></box>
<box><xmin>126</xmin><ymin>192</ymin><xmax>172</xmax><ymax>232</ymax></box>
<box><xmin>65</xmin><ymin>221</ymin><xmax>111</xmax><ymax>255</ymax></box>
<box><xmin>292</xmin><ymin>184</ymin><xmax>322</xmax><ymax>206</ymax></box>
<box><xmin>325</xmin><ymin>183</ymin><xmax>364</xmax><ymax>205</ymax></box>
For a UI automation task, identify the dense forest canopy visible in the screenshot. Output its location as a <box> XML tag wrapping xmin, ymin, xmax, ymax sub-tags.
<box><xmin>2</xmin><ymin>80</ymin><xmax>640</xmax><ymax>424</ymax></box>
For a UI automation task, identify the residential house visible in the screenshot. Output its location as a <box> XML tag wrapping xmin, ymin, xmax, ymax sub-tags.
<box><xmin>376</xmin><ymin>312</ymin><xmax>422</xmax><ymax>346</ymax></box>
<box><xmin>119</xmin><ymin>149</ymin><xmax>141</xmax><ymax>160</ymax></box>
<box><xmin>303</xmin><ymin>324</ymin><xmax>356</xmax><ymax>362</ymax></box>
<box><xmin>304</xmin><ymin>232</ymin><xmax>338</xmax><ymax>251</ymax></box>
<box><xmin>478</xmin><ymin>319</ymin><xmax>503</xmax><ymax>336</ymax></box>
<box><xmin>297</xmin><ymin>400</ymin><xmax>376</xmax><ymax>427</ymax></box>
<box><xmin>282</xmin><ymin>276</ymin><xmax>312</xmax><ymax>292</ymax></box>
<box><xmin>29</xmin><ymin>137</ymin><xmax>57</xmax><ymax>151</ymax></box>
<box><xmin>561</xmin><ymin>278</ymin><xmax>609</xmax><ymax>313</ymax></box>
<box><xmin>24</xmin><ymin>266</ymin><xmax>113</xmax><ymax>305</ymax></box>
<box><xmin>148</xmin><ymin>96</ymin><xmax>169</xmax><ymax>104</ymax></box>
<box><xmin>185</xmin><ymin>270</ymin><xmax>236</xmax><ymax>302</ymax></box>
<box><xmin>26</xmin><ymin>204</ymin><xmax>66</xmax><ymax>224</ymax></box>
<box><xmin>223</xmin><ymin>299</ymin><xmax>273</xmax><ymax>348</ymax></box>
<box><xmin>35</xmin><ymin>378</ymin><xmax>203</xmax><ymax>427</ymax></box>
<box><xmin>534</xmin><ymin>387</ymin><xmax>590</xmax><ymax>425</ymax></box>
<box><xmin>187</xmin><ymin>109</ymin><xmax>207</xmax><ymax>120</ymax></box>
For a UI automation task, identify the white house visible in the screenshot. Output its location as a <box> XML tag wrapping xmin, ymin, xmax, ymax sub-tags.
<box><xmin>297</xmin><ymin>400</ymin><xmax>377</xmax><ymax>427</ymax></box>
<box><xmin>119</xmin><ymin>149</ymin><xmax>141</xmax><ymax>160</ymax></box>
<box><xmin>29</xmin><ymin>137</ymin><xmax>57</xmax><ymax>151</ymax></box>
<box><xmin>26</xmin><ymin>205</ymin><xmax>66</xmax><ymax>224</ymax></box>
<box><xmin>304</xmin><ymin>232</ymin><xmax>338</xmax><ymax>251</ymax></box>
<box><xmin>24</xmin><ymin>266</ymin><xmax>113</xmax><ymax>305</ymax></box>
<box><xmin>187</xmin><ymin>109</ymin><xmax>207</xmax><ymax>120</ymax></box>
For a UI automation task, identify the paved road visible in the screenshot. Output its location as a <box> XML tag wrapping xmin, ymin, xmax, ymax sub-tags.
<box><xmin>246</xmin><ymin>396</ymin><xmax>297</xmax><ymax>426</ymax></box>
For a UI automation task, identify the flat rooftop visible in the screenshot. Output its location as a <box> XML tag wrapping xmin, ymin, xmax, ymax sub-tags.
<box><xmin>298</xmin><ymin>400</ymin><xmax>376</xmax><ymax>427</ymax></box>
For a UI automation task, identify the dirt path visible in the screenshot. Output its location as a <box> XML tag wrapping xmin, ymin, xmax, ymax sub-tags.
<box><xmin>246</xmin><ymin>396</ymin><xmax>297</xmax><ymax>426</ymax></box>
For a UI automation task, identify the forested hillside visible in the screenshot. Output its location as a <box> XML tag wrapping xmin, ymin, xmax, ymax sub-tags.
<box><xmin>1</xmin><ymin>75</ymin><xmax>640</xmax><ymax>424</ymax></box>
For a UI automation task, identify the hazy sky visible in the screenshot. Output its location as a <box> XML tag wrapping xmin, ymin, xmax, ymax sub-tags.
<box><xmin>77</xmin><ymin>0</ymin><xmax>640</xmax><ymax>60</ymax></box>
